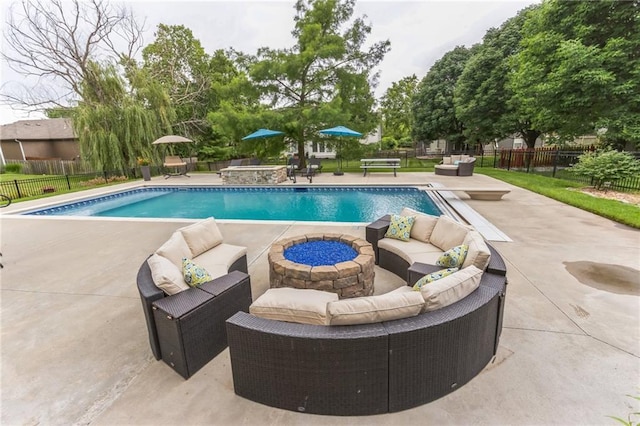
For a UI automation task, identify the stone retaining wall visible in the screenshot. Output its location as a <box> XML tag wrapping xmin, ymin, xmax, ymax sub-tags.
<box><xmin>221</xmin><ymin>165</ymin><xmax>287</xmax><ymax>185</ymax></box>
<box><xmin>268</xmin><ymin>233</ymin><xmax>375</xmax><ymax>299</ymax></box>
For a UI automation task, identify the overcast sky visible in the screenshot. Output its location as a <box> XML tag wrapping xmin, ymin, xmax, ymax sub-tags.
<box><xmin>0</xmin><ymin>0</ymin><xmax>537</xmax><ymax>125</ymax></box>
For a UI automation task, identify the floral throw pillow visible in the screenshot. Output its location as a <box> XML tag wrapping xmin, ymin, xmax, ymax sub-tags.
<box><xmin>436</xmin><ymin>245</ymin><xmax>469</xmax><ymax>268</ymax></box>
<box><xmin>384</xmin><ymin>214</ymin><xmax>415</xmax><ymax>242</ymax></box>
<box><xmin>182</xmin><ymin>257</ymin><xmax>213</xmax><ymax>287</ymax></box>
<box><xmin>413</xmin><ymin>267</ymin><xmax>459</xmax><ymax>290</ymax></box>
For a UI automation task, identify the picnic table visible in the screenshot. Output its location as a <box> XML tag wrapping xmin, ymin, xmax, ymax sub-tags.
<box><xmin>360</xmin><ymin>158</ymin><xmax>401</xmax><ymax>177</ymax></box>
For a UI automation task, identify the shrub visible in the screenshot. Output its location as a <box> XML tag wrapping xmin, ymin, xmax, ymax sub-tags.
<box><xmin>570</xmin><ymin>150</ymin><xmax>640</xmax><ymax>190</ymax></box>
<box><xmin>4</xmin><ymin>163</ymin><xmax>22</xmax><ymax>173</ymax></box>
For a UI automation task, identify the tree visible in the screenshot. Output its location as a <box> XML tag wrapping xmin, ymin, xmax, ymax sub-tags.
<box><xmin>248</xmin><ymin>0</ymin><xmax>390</xmax><ymax>167</ymax></box>
<box><xmin>454</xmin><ymin>6</ymin><xmax>542</xmax><ymax>149</ymax></box>
<box><xmin>73</xmin><ymin>61</ymin><xmax>174</xmax><ymax>171</ymax></box>
<box><xmin>141</xmin><ymin>24</ymin><xmax>211</xmax><ymax>139</ymax></box>
<box><xmin>412</xmin><ymin>45</ymin><xmax>475</xmax><ymax>151</ymax></box>
<box><xmin>510</xmin><ymin>0</ymin><xmax>640</xmax><ymax>148</ymax></box>
<box><xmin>2</xmin><ymin>0</ymin><xmax>144</xmax><ymax>111</ymax></box>
<box><xmin>380</xmin><ymin>75</ymin><xmax>418</xmax><ymax>147</ymax></box>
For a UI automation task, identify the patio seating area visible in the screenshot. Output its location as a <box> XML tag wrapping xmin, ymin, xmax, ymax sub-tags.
<box><xmin>1</xmin><ymin>171</ymin><xmax>638</xmax><ymax>425</ymax></box>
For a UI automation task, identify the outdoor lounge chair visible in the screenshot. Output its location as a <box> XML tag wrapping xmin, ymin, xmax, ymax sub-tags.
<box><xmin>309</xmin><ymin>157</ymin><xmax>323</xmax><ymax>173</ymax></box>
<box><xmin>163</xmin><ymin>155</ymin><xmax>189</xmax><ymax>179</ymax></box>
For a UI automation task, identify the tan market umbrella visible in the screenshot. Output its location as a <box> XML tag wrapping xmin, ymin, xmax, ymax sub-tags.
<box><xmin>151</xmin><ymin>135</ymin><xmax>193</xmax><ymax>144</ymax></box>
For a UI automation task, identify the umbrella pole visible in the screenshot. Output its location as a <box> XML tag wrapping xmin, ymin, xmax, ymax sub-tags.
<box><xmin>333</xmin><ymin>139</ymin><xmax>344</xmax><ymax>176</ymax></box>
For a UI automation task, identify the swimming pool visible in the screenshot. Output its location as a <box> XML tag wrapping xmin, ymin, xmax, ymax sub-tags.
<box><xmin>23</xmin><ymin>186</ymin><xmax>442</xmax><ymax>223</ymax></box>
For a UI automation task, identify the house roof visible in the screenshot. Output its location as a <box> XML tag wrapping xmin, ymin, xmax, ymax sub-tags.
<box><xmin>0</xmin><ymin>118</ymin><xmax>76</xmax><ymax>141</ymax></box>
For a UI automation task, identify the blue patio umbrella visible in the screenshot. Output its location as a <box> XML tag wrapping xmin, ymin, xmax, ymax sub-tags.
<box><xmin>242</xmin><ymin>128</ymin><xmax>284</xmax><ymax>140</ymax></box>
<box><xmin>319</xmin><ymin>126</ymin><xmax>363</xmax><ymax>175</ymax></box>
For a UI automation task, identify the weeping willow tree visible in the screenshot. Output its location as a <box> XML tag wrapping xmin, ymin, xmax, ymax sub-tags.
<box><xmin>74</xmin><ymin>61</ymin><xmax>174</xmax><ymax>171</ymax></box>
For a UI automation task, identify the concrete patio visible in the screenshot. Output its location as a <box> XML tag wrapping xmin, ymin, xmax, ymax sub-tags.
<box><xmin>1</xmin><ymin>170</ymin><xmax>638</xmax><ymax>425</ymax></box>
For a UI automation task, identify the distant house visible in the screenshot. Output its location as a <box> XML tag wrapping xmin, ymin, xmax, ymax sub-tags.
<box><xmin>289</xmin><ymin>125</ymin><xmax>383</xmax><ymax>159</ymax></box>
<box><xmin>0</xmin><ymin>118</ymin><xmax>79</xmax><ymax>164</ymax></box>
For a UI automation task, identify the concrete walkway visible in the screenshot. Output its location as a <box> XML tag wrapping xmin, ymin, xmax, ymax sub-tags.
<box><xmin>1</xmin><ymin>171</ymin><xmax>638</xmax><ymax>425</ymax></box>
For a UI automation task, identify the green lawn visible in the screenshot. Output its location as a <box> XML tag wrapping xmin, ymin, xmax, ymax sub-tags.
<box><xmin>0</xmin><ymin>173</ymin><xmax>55</xmax><ymax>181</ymax></box>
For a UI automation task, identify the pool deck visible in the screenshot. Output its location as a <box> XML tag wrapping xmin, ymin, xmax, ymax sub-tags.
<box><xmin>1</xmin><ymin>171</ymin><xmax>639</xmax><ymax>425</ymax></box>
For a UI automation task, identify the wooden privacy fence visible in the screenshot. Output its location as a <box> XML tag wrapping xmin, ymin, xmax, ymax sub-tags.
<box><xmin>4</xmin><ymin>159</ymin><xmax>96</xmax><ymax>175</ymax></box>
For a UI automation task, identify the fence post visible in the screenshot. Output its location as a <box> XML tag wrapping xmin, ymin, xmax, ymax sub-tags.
<box><xmin>507</xmin><ymin>150</ymin><xmax>512</xmax><ymax>171</ymax></box>
<box><xmin>13</xmin><ymin>180</ymin><xmax>22</xmax><ymax>199</ymax></box>
<box><xmin>552</xmin><ymin>149</ymin><xmax>559</xmax><ymax>178</ymax></box>
<box><xmin>65</xmin><ymin>174</ymin><xmax>71</xmax><ymax>190</ymax></box>
<box><xmin>103</xmin><ymin>171</ymin><xmax>108</xmax><ymax>184</ymax></box>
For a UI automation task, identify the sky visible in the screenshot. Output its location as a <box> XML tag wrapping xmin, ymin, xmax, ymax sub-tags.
<box><xmin>0</xmin><ymin>0</ymin><xmax>537</xmax><ymax>125</ymax></box>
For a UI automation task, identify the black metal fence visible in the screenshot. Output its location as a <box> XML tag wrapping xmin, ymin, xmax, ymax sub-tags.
<box><xmin>1</xmin><ymin>172</ymin><xmax>120</xmax><ymax>200</ymax></box>
<box><xmin>496</xmin><ymin>149</ymin><xmax>640</xmax><ymax>191</ymax></box>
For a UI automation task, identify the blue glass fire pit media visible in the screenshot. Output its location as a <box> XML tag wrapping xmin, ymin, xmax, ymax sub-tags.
<box><xmin>284</xmin><ymin>241</ymin><xmax>357</xmax><ymax>267</ymax></box>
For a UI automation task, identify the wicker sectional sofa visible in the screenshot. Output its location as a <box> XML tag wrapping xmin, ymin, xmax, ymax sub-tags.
<box><xmin>435</xmin><ymin>155</ymin><xmax>476</xmax><ymax>176</ymax></box>
<box><xmin>136</xmin><ymin>218</ymin><xmax>252</xmax><ymax>379</ymax></box>
<box><xmin>225</xmin><ymin>212</ymin><xmax>507</xmax><ymax>415</ymax></box>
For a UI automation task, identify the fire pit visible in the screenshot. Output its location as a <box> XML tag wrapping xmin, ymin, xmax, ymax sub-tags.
<box><xmin>268</xmin><ymin>233</ymin><xmax>375</xmax><ymax>299</ymax></box>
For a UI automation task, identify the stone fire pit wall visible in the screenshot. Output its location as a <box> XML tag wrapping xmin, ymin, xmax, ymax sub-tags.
<box><xmin>268</xmin><ymin>233</ymin><xmax>375</xmax><ymax>299</ymax></box>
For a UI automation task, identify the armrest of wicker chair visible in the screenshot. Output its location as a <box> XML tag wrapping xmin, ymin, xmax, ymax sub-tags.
<box><xmin>457</xmin><ymin>157</ymin><xmax>476</xmax><ymax>176</ymax></box>
<box><xmin>366</xmin><ymin>215</ymin><xmax>391</xmax><ymax>264</ymax></box>
<box><xmin>136</xmin><ymin>257</ymin><xmax>166</xmax><ymax>360</ymax></box>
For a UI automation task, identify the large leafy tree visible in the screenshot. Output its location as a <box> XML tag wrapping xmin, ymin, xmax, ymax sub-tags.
<box><xmin>141</xmin><ymin>24</ymin><xmax>211</xmax><ymax>139</ymax></box>
<box><xmin>74</xmin><ymin>61</ymin><xmax>174</xmax><ymax>170</ymax></box>
<box><xmin>455</xmin><ymin>6</ymin><xmax>542</xmax><ymax>148</ymax></box>
<box><xmin>510</xmin><ymin>0</ymin><xmax>640</xmax><ymax>148</ymax></box>
<box><xmin>379</xmin><ymin>75</ymin><xmax>418</xmax><ymax>147</ymax></box>
<box><xmin>412</xmin><ymin>46</ymin><xmax>476</xmax><ymax>151</ymax></box>
<box><xmin>248</xmin><ymin>0</ymin><xmax>390</xmax><ymax>167</ymax></box>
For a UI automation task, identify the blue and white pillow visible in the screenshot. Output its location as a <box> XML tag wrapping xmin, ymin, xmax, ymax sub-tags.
<box><xmin>413</xmin><ymin>267</ymin><xmax>459</xmax><ymax>290</ymax></box>
<box><xmin>182</xmin><ymin>257</ymin><xmax>213</xmax><ymax>287</ymax></box>
<box><xmin>436</xmin><ymin>245</ymin><xmax>469</xmax><ymax>268</ymax></box>
<box><xmin>384</xmin><ymin>214</ymin><xmax>415</xmax><ymax>242</ymax></box>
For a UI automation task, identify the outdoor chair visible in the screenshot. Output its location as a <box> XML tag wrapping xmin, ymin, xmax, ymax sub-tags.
<box><xmin>163</xmin><ymin>155</ymin><xmax>189</xmax><ymax>179</ymax></box>
<box><xmin>286</xmin><ymin>157</ymin><xmax>299</xmax><ymax>183</ymax></box>
<box><xmin>309</xmin><ymin>157</ymin><xmax>323</xmax><ymax>173</ymax></box>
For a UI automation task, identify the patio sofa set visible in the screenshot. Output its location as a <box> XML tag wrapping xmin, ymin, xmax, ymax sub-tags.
<box><xmin>136</xmin><ymin>213</ymin><xmax>507</xmax><ymax>415</ymax></box>
<box><xmin>435</xmin><ymin>154</ymin><xmax>477</xmax><ymax>176</ymax></box>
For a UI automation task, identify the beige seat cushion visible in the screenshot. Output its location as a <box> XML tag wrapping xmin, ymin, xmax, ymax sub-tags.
<box><xmin>250</xmin><ymin>288</ymin><xmax>338</xmax><ymax>325</ymax></box>
<box><xmin>327</xmin><ymin>291</ymin><xmax>424</xmax><ymax>325</ymax></box>
<box><xmin>164</xmin><ymin>155</ymin><xmax>186</xmax><ymax>167</ymax></box>
<box><xmin>442</xmin><ymin>157</ymin><xmax>452</xmax><ymax>165</ymax></box>
<box><xmin>429</xmin><ymin>215</ymin><xmax>470</xmax><ymax>251</ymax></box>
<box><xmin>462</xmin><ymin>231</ymin><xmax>491</xmax><ymax>270</ymax></box>
<box><xmin>419</xmin><ymin>265</ymin><xmax>483</xmax><ymax>312</ymax></box>
<box><xmin>179</xmin><ymin>218</ymin><xmax>224</xmax><ymax>256</ymax></box>
<box><xmin>379</xmin><ymin>238</ymin><xmax>443</xmax><ymax>266</ymax></box>
<box><xmin>409</xmin><ymin>251</ymin><xmax>444</xmax><ymax>266</ymax></box>
<box><xmin>195</xmin><ymin>243</ymin><xmax>247</xmax><ymax>274</ymax></box>
<box><xmin>156</xmin><ymin>232</ymin><xmax>192</xmax><ymax>268</ymax></box>
<box><xmin>147</xmin><ymin>253</ymin><xmax>189</xmax><ymax>295</ymax></box>
<box><xmin>400</xmin><ymin>207</ymin><xmax>438</xmax><ymax>243</ymax></box>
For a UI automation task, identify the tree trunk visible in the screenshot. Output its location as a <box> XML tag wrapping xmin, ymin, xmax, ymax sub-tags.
<box><xmin>523</xmin><ymin>130</ymin><xmax>541</xmax><ymax>149</ymax></box>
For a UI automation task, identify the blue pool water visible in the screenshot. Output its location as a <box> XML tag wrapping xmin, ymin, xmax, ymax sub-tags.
<box><xmin>24</xmin><ymin>186</ymin><xmax>442</xmax><ymax>222</ymax></box>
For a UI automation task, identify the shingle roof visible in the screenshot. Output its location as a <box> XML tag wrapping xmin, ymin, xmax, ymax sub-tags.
<box><xmin>0</xmin><ymin>118</ymin><xmax>76</xmax><ymax>141</ymax></box>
